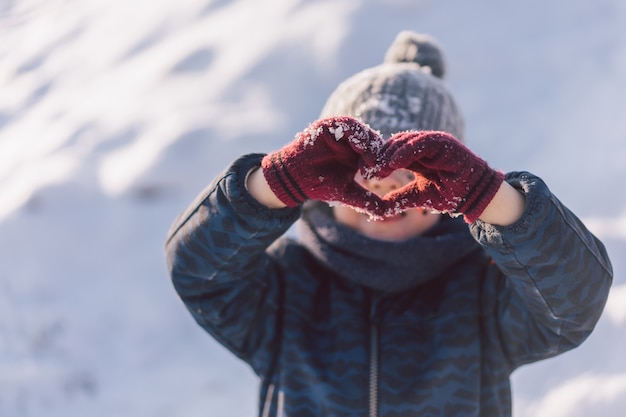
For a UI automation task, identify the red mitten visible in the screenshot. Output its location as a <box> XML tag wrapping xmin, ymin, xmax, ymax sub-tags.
<box><xmin>379</xmin><ymin>131</ymin><xmax>505</xmax><ymax>223</ymax></box>
<box><xmin>262</xmin><ymin>116</ymin><xmax>386</xmax><ymax>215</ymax></box>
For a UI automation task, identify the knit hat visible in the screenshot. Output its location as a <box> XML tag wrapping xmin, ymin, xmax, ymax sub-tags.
<box><xmin>320</xmin><ymin>31</ymin><xmax>465</xmax><ymax>141</ymax></box>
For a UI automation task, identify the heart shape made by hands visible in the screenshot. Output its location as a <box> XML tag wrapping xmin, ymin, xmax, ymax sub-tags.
<box><xmin>358</xmin><ymin>130</ymin><xmax>504</xmax><ymax>222</ymax></box>
<box><xmin>261</xmin><ymin>116</ymin><xmax>503</xmax><ymax>222</ymax></box>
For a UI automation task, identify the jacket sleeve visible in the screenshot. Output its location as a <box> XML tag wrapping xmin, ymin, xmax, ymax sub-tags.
<box><xmin>470</xmin><ymin>172</ymin><xmax>613</xmax><ymax>369</ymax></box>
<box><xmin>165</xmin><ymin>153</ymin><xmax>301</xmax><ymax>376</ymax></box>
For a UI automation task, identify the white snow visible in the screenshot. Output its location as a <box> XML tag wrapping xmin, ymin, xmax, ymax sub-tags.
<box><xmin>1</xmin><ymin>0</ymin><xmax>626</xmax><ymax>416</ymax></box>
<box><xmin>518</xmin><ymin>373</ymin><xmax>626</xmax><ymax>417</ymax></box>
<box><xmin>604</xmin><ymin>284</ymin><xmax>626</xmax><ymax>326</ymax></box>
<box><xmin>330</xmin><ymin>125</ymin><xmax>344</xmax><ymax>140</ymax></box>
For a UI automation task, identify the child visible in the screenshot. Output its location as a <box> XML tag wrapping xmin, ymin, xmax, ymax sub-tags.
<box><xmin>165</xmin><ymin>31</ymin><xmax>612</xmax><ymax>417</ymax></box>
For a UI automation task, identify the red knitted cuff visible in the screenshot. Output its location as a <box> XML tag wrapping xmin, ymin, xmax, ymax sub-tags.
<box><xmin>461</xmin><ymin>170</ymin><xmax>505</xmax><ymax>223</ymax></box>
<box><xmin>261</xmin><ymin>153</ymin><xmax>307</xmax><ymax>207</ymax></box>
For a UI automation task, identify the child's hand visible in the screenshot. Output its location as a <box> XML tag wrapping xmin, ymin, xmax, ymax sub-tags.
<box><xmin>261</xmin><ymin>116</ymin><xmax>386</xmax><ymax>216</ymax></box>
<box><xmin>379</xmin><ymin>131</ymin><xmax>504</xmax><ymax>223</ymax></box>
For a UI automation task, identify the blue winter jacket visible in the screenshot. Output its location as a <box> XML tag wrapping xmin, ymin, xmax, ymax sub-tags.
<box><xmin>165</xmin><ymin>154</ymin><xmax>613</xmax><ymax>417</ymax></box>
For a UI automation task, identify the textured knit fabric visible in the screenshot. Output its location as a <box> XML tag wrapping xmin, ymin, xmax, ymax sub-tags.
<box><xmin>165</xmin><ymin>154</ymin><xmax>613</xmax><ymax>417</ymax></box>
<box><xmin>320</xmin><ymin>32</ymin><xmax>465</xmax><ymax>141</ymax></box>
<box><xmin>379</xmin><ymin>130</ymin><xmax>505</xmax><ymax>222</ymax></box>
<box><xmin>261</xmin><ymin>116</ymin><xmax>386</xmax><ymax>209</ymax></box>
<box><xmin>297</xmin><ymin>203</ymin><xmax>478</xmax><ymax>292</ymax></box>
<box><xmin>384</xmin><ymin>31</ymin><xmax>447</xmax><ymax>78</ymax></box>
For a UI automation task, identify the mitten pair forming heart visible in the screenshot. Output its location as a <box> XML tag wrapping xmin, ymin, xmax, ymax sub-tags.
<box><xmin>261</xmin><ymin>116</ymin><xmax>504</xmax><ymax>223</ymax></box>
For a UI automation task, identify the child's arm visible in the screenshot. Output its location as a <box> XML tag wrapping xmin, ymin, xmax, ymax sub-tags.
<box><xmin>165</xmin><ymin>154</ymin><xmax>301</xmax><ymax>376</ymax></box>
<box><xmin>165</xmin><ymin>115</ymin><xmax>386</xmax><ymax>376</ymax></box>
<box><xmin>477</xmin><ymin>181</ymin><xmax>526</xmax><ymax>226</ymax></box>
<box><xmin>471</xmin><ymin>172</ymin><xmax>613</xmax><ymax>367</ymax></box>
<box><xmin>246</xmin><ymin>166</ymin><xmax>286</xmax><ymax>209</ymax></box>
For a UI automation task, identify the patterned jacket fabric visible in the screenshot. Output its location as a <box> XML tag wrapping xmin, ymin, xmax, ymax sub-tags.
<box><xmin>165</xmin><ymin>153</ymin><xmax>613</xmax><ymax>417</ymax></box>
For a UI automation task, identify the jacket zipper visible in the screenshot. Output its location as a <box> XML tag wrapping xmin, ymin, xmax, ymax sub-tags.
<box><xmin>261</xmin><ymin>384</ymin><xmax>274</xmax><ymax>417</ymax></box>
<box><xmin>369</xmin><ymin>322</ymin><xmax>379</xmax><ymax>417</ymax></box>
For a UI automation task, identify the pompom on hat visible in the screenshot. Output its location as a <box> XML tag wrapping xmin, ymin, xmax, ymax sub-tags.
<box><xmin>320</xmin><ymin>31</ymin><xmax>465</xmax><ymax>141</ymax></box>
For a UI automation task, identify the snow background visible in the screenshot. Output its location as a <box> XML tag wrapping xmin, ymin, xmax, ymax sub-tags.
<box><xmin>1</xmin><ymin>0</ymin><xmax>625</xmax><ymax>416</ymax></box>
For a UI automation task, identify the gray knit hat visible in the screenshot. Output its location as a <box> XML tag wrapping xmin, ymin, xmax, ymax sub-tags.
<box><xmin>320</xmin><ymin>31</ymin><xmax>465</xmax><ymax>141</ymax></box>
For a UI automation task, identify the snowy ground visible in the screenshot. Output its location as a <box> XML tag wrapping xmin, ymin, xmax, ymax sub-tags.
<box><xmin>1</xmin><ymin>0</ymin><xmax>626</xmax><ymax>416</ymax></box>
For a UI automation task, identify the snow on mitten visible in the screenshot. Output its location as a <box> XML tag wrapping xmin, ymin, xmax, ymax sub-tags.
<box><xmin>261</xmin><ymin>116</ymin><xmax>386</xmax><ymax>215</ymax></box>
<box><xmin>379</xmin><ymin>130</ymin><xmax>504</xmax><ymax>223</ymax></box>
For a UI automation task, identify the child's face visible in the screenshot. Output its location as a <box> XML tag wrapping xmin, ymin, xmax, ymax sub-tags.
<box><xmin>333</xmin><ymin>170</ymin><xmax>440</xmax><ymax>241</ymax></box>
